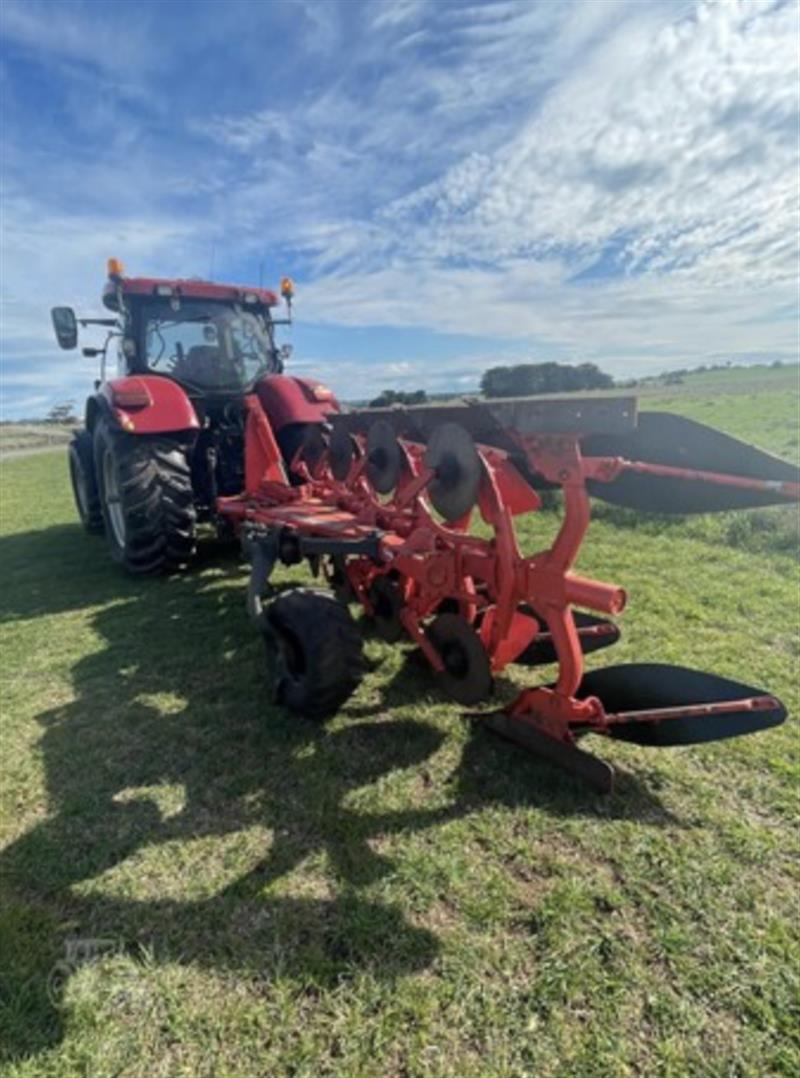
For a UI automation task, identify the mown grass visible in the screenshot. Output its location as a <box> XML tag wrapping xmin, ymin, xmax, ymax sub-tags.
<box><xmin>636</xmin><ymin>363</ymin><xmax>799</xmax><ymax>397</ymax></box>
<box><xmin>1</xmin><ymin>373</ymin><xmax>798</xmax><ymax>1076</ymax></box>
<box><xmin>595</xmin><ymin>377</ymin><xmax>800</xmax><ymax>560</ymax></box>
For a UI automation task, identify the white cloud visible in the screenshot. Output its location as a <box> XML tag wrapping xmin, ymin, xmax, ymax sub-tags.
<box><xmin>297</xmin><ymin>259</ymin><xmax>798</xmax><ymax>369</ymax></box>
<box><xmin>284</xmin><ymin>349</ymin><xmax>503</xmax><ymax>401</ymax></box>
<box><xmin>0</xmin><ymin>0</ymin><xmax>797</xmax><ymax>418</ymax></box>
<box><xmin>0</xmin><ymin>196</ymin><xmax>211</xmax><ymax>348</ymax></box>
<box><xmin>369</xmin><ymin>0</ymin><xmax>428</xmax><ymax>32</ymax></box>
<box><xmin>194</xmin><ymin>110</ymin><xmax>295</xmax><ymax>154</ymax></box>
<box><xmin>378</xmin><ymin>0</ymin><xmax>798</xmax><ymax>288</ymax></box>
<box><xmin>0</xmin><ymin>0</ymin><xmax>164</xmax><ymax>79</ymax></box>
<box><xmin>285</xmin><ymin>0</ymin><xmax>798</xmax><ymax>384</ymax></box>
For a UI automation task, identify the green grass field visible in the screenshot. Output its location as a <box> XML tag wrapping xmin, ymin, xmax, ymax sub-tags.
<box><xmin>1</xmin><ymin>367</ymin><xmax>798</xmax><ymax>1076</ymax></box>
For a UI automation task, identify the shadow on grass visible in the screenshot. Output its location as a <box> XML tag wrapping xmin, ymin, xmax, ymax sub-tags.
<box><xmin>0</xmin><ymin>523</ymin><xmax>243</xmax><ymax>622</ymax></box>
<box><xmin>345</xmin><ymin>648</ymin><xmax>678</xmax><ymax>823</ymax></box>
<box><xmin>1</xmin><ymin>538</ymin><xmax>674</xmax><ymax>1063</ymax></box>
<box><xmin>1</xmin><ymin>563</ymin><xmax>445</xmax><ymax>1061</ymax></box>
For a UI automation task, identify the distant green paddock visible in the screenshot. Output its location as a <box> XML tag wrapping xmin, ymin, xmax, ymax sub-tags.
<box><xmin>0</xmin><ymin>425</ymin><xmax>74</xmax><ymax>455</ymax></box>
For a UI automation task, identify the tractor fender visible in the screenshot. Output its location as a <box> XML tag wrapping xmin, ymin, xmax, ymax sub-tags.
<box><xmin>255</xmin><ymin>374</ymin><xmax>340</xmax><ymax>433</ymax></box>
<box><xmin>91</xmin><ymin>376</ymin><xmax>200</xmax><ymax>436</ymax></box>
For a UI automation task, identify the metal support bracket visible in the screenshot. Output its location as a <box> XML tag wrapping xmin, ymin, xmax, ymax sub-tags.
<box><xmin>480</xmin><ymin>710</ymin><xmax>614</xmax><ymax>794</ymax></box>
<box><xmin>244</xmin><ymin>532</ymin><xmax>279</xmax><ymax>629</ymax></box>
<box><xmin>297</xmin><ymin>532</ymin><xmax>382</xmax><ymax>559</ymax></box>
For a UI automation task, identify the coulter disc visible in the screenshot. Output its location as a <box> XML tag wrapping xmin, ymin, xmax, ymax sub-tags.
<box><xmin>299</xmin><ymin>424</ymin><xmax>327</xmax><ymax>473</ymax></box>
<box><xmin>366</xmin><ymin>419</ymin><xmax>402</xmax><ymax>494</ymax></box>
<box><xmin>329</xmin><ymin>426</ymin><xmax>356</xmax><ymax>481</ymax></box>
<box><xmin>424</xmin><ymin>423</ymin><xmax>482</xmax><ymax>522</ymax></box>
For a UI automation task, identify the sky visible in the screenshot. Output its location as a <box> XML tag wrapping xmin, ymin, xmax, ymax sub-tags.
<box><xmin>0</xmin><ymin>0</ymin><xmax>798</xmax><ymax>418</ymax></box>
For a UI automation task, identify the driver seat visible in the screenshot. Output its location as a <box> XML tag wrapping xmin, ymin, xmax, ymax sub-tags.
<box><xmin>182</xmin><ymin>345</ymin><xmax>223</xmax><ymax>382</ymax></box>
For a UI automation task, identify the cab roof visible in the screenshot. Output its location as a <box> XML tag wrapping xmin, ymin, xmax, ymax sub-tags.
<box><xmin>103</xmin><ymin>276</ymin><xmax>280</xmax><ymax>311</ymax></box>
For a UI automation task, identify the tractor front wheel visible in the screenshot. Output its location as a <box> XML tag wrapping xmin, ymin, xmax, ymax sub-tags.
<box><xmin>264</xmin><ymin>588</ymin><xmax>364</xmax><ymax>720</ymax></box>
<box><xmin>68</xmin><ymin>430</ymin><xmax>104</xmax><ymax>534</ymax></box>
<box><xmin>93</xmin><ymin>420</ymin><xmax>197</xmax><ymax>574</ymax></box>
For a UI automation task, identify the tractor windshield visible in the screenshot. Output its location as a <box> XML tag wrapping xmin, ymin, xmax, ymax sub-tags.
<box><xmin>141</xmin><ymin>300</ymin><xmax>279</xmax><ymax>390</ymax></box>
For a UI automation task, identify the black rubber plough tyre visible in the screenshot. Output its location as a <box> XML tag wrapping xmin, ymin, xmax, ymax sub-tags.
<box><xmin>68</xmin><ymin>430</ymin><xmax>104</xmax><ymax>534</ymax></box>
<box><xmin>265</xmin><ymin>588</ymin><xmax>364</xmax><ymax>720</ymax></box>
<box><xmin>93</xmin><ymin>420</ymin><xmax>197</xmax><ymax>574</ymax></box>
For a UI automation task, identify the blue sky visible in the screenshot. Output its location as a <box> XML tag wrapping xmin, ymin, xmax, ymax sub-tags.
<box><xmin>1</xmin><ymin>0</ymin><xmax>797</xmax><ymax>418</ymax></box>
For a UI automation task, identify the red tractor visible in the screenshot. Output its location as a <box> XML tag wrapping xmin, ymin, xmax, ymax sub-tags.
<box><xmin>52</xmin><ymin>260</ymin><xmax>338</xmax><ymax>573</ymax></box>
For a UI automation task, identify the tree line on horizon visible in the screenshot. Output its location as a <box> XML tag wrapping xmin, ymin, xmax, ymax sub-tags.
<box><xmin>366</xmin><ymin>358</ymin><xmax>789</xmax><ymax>407</ymax></box>
<box><xmin>479</xmin><ymin>361</ymin><xmax>613</xmax><ymax>397</ymax></box>
<box><xmin>368</xmin><ymin>360</ymin><xmax>613</xmax><ymax>407</ymax></box>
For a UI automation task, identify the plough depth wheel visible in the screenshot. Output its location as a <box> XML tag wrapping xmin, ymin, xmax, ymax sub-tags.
<box><xmin>264</xmin><ymin>588</ymin><xmax>364</xmax><ymax>720</ymax></box>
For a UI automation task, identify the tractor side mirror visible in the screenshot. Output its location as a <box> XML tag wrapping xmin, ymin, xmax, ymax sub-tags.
<box><xmin>51</xmin><ymin>307</ymin><xmax>78</xmax><ymax>350</ymax></box>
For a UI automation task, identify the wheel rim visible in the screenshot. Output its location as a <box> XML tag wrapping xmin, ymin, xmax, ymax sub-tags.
<box><xmin>102</xmin><ymin>448</ymin><xmax>126</xmax><ymax>548</ymax></box>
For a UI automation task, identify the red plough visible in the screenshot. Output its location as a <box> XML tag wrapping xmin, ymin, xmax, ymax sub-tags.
<box><xmin>219</xmin><ymin>391</ymin><xmax>799</xmax><ymax>792</ymax></box>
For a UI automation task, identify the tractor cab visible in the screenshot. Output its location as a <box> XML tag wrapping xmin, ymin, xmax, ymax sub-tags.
<box><xmin>51</xmin><ymin>261</ymin><xmax>339</xmax><ymax>573</ymax></box>
<box><xmin>100</xmin><ymin>266</ymin><xmax>293</xmax><ymax>392</ymax></box>
<box><xmin>136</xmin><ymin>300</ymin><xmax>275</xmax><ymax>392</ymax></box>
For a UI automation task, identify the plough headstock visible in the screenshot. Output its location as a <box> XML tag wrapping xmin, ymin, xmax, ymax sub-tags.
<box><xmin>220</xmin><ymin>391</ymin><xmax>798</xmax><ymax>793</ymax></box>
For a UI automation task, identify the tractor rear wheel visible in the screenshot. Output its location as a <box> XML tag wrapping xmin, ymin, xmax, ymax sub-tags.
<box><xmin>264</xmin><ymin>588</ymin><xmax>364</xmax><ymax>720</ymax></box>
<box><xmin>93</xmin><ymin>420</ymin><xmax>197</xmax><ymax>574</ymax></box>
<box><xmin>68</xmin><ymin>430</ymin><xmax>104</xmax><ymax>534</ymax></box>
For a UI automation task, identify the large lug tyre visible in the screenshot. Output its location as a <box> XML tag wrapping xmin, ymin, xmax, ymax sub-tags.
<box><xmin>93</xmin><ymin>420</ymin><xmax>197</xmax><ymax>574</ymax></box>
<box><xmin>68</xmin><ymin>430</ymin><xmax>104</xmax><ymax>534</ymax></box>
<box><xmin>264</xmin><ymin>588</ymin><xmax>364</xmax><ymax>720</ymax></box>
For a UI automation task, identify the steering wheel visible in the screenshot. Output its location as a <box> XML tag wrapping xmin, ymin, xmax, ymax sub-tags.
<box><xmin>166</xmin><ymin>342</ymin><xmax>185</xmax><ymax>374</ymax></box>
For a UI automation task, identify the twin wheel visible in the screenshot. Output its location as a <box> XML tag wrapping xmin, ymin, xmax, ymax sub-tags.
<box><xmin>69</xmin><ymin>422</ymin><xmax>196</xmax><ymax>574</ymax></box>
